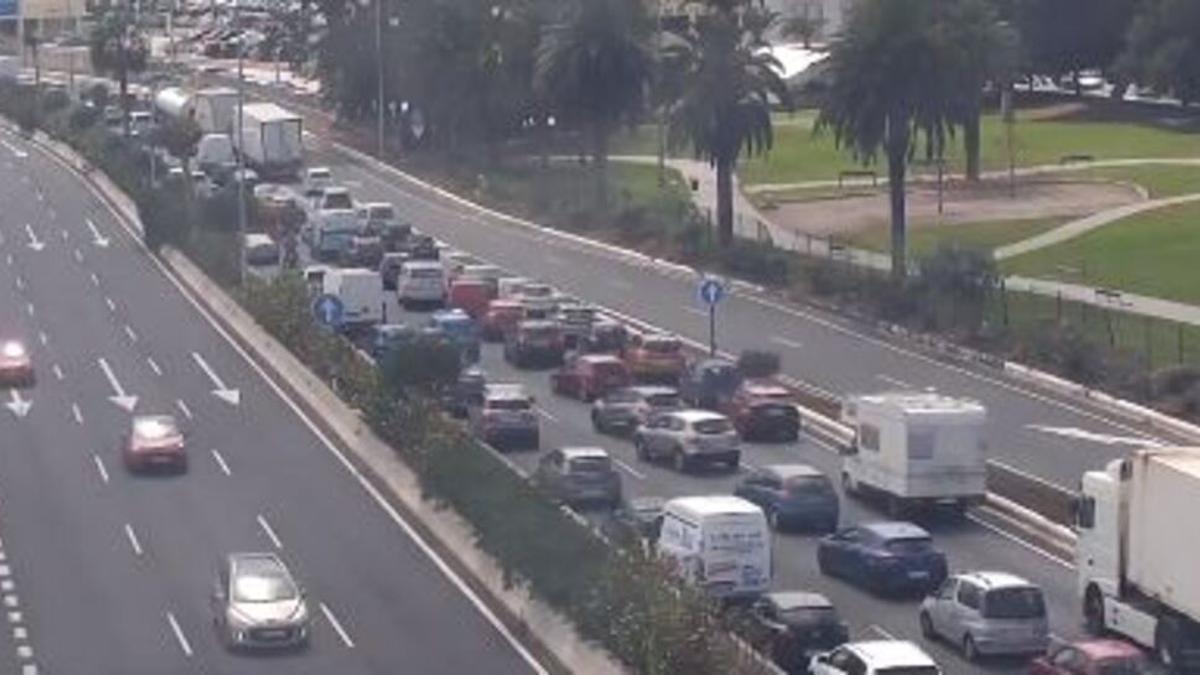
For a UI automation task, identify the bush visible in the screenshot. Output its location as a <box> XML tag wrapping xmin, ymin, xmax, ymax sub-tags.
<box><xmin>737</xmin><ymin>349</ymin><xmax>781</xmax><ymax>378</ymax></box>
<box><xmin>716</xmin><ymin>239</ymin><xmax>790</xmax><ymax>287</ymax></box>
<box><xmin>68</xmin><ymin>104</ymin><xmax>101</xmax><ymax>132</ymax></box>
<box><xmin>42</xmin><ymin>89</ymin><xmax>71</xmax><ymax>114</ymax></box>
<box><xmin>380</xmin><ymin>337</ymin><xmax>462</xmax><ymax>397</ymax></box>
<box><xmin>84</xmin><ymin>83</ymin><xmax>109</xmax><ymax>109</ymax></box>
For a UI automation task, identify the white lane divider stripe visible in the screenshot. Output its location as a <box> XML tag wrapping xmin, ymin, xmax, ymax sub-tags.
<box><xmin>165</xmin><ymin>612</ymin><xmax>193</xmax><ymax>657</ymax></box>
<box><xmin>25</xmin><ymin>303</ymin><xmax>33</xmax><ymax>317</ymax></box>
<box><xmin>612</xmin><ymin>458</ymin><xmax>645</xmax><ymax>480</ymax></box>
<box><xmin>256</xmin><ymin>514</ymin><xmax>283</xmax><ymax>550</ymax></box>
<box><xmin>37</xmin><ymin>331</ymin><xmax>46</xmax><ymax>346</ymax></box>
<box><xmin>90</xmin><ymin>272</ymin><xmax>100</xmax><ymax>287</ymax></box>
<box><xmin>124</xmin><ymin>524</ymin><xmax>144</xmax><ymax>557</ymax></box>
<box><xmin>877</xmin><ymin>374</ymin><xmax>913</xmax><ymax>388</ymax></box>
<box><xmin>93</xmin><ymin>455</ymin><xmax>110</xmax><ymax>484</ymax></box>
<box><xmin>71</xmin><ymin>403</ymin><xmax>83</xmax><ymax>425</ymax></box>
<box><xmin>534</xmin><ymin>406</ymin><xmax>556</xmax><ymax>422</ymax></box>
<box><xmin>104</xmin><ymin>297</ymin><xmax>116</xmax><ymax>312</ymax></box>
<box><xmin>146</xmin><ymin>357</ymin><xmax>162</xmax><ymax>376</ymax></box>
<box><xmin>769</xmin><ymin>335</ymin><xmax>803</xmax><ymax>349</ymax></box>
<box><xmin>123</xmin><ymin>325</ymin><xmax>138</xmax><ymax>343</ymax></box>
<box><xmin>320</xmin><ymin>602</ymin><xmax>355</xmax><ymax>648</ymax></box>
<box><xmin>175</xmin><ymin>399</ymin><xmax>193</xmax><ymax>420</ymax></box>
<box><xmin>211</xmin><ymin>449</ymin><xmax>231</xmax><ymax>476</ymax></box>
<box><xmin>52</xmin><ymin>364</ymin><xmax>63</xmax><ymax>381</ymax></box>
<box><xmin>73</xmin><ymin>249</ymin><xmax>83</xmax><ymax>263</ymax></box>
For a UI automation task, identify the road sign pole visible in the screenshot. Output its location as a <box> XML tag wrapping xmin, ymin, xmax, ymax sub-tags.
<box><xmin>709</xmin><ymin>303</ymin><xmax>716</xmax><ymax>356</ymax></box>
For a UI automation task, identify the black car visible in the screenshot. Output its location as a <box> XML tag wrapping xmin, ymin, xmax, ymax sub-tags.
<box><xmin>734</xmin><ymin>464</ymin><xmax>839</xmax><ymax>533</ymax></box>
<box><xmin>816</xmin><ymin>522</ymin><xmax>948</xmax><ymax>596</ymax></box>
<box><xmin>445</xmin><ymin>367</ymin><xmax>487</xmax><ymax>418</ymax></box>
<box><xmin>679</xmin><ymin>358</ymin><xmax>742</xmax><ymax>409</ymax></box>
<box><xmin>741</xmin><ymin>592</ymin><xmax>849</xmax><ymax>674</ymax></box>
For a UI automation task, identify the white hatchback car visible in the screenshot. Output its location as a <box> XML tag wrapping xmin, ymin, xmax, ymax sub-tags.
<box><xmin>810</xmin><ymin>640</ymin><xmax>940</xmax><ymax>675</ymax></box>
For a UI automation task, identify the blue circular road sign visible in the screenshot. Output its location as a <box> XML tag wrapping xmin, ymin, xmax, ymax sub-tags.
<box><xmin>312</xmin><ymin>293</ymin><xmax>345</xmax><ymax>328</ymax></box>
<box><xmin>698</xmin><ymin>278</ymin><xmax>725</xmax><ymax>306</ymax></box>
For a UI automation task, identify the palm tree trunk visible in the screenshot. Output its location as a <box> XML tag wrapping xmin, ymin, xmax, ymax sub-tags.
<box><xmin>591</xmin><ymin>120</ymin><xmax>609</xmax><ymax>210</ymax></box>
<box><xmin>716</xmin><ymin>156</ymin><xmax>734</xmax><ymax>248</ymax></box>
<box><xmin>886</xmin><ymin>116</ymin><xmax>909</xmax><ymax>279</ymax></box>
<box><xmin>963</xmin><ymin>100</ymin><xmax>981</xmax><ymax>182</ymax></box>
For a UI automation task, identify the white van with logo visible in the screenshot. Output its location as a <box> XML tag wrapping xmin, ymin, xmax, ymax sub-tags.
<box><xmin>658</xmin><ymin>496</ymin><xmax>770</xmax><ymax>599</ymax></box>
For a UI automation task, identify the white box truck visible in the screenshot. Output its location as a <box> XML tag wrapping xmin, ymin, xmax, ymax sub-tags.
<box><xmin>840</xmin><ymin>392</ymin><xmax>987</xmax><ymax>515</ymax></box>
<box><xmin>657</xmin><ymin>496</ymin><xmax>770</xmax><ymax>599</ymax></box>
<box><xmin>193</xmin><ymin>87</ymin><xmax>238</xmax><ymax>136</ymax></box>
<box><xmin>236</xmin><ymin>103</ymin><xmax>303</xmax><ymax>179</ymax></box>
<box><xmin>322</xmin><ymin>269</ymin><xmax>383</xmax><ymax>331</ymax></box>
<box><xmin>1076</xmin><ymin>448</ymin><xmax>1200</xmax><ymax>669</ymax></box>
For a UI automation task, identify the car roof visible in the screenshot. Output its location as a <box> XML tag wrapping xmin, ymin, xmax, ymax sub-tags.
<box><xmin>671</xmin><ymin>409</ymin><xmax>728</xmax><ymax>423</ymax></box>
<box><xmin>362</xmin><ymin>201</ymin><xmax>392</xmax><ymax>209</ymax></box>
<box><xmin>132</xmin><ymin>415</ymin><xmax>181</xmax><ymax>438</ymax></box>
<box><xmin>488</xmin><ymin>299</ymin><xmax>523</xmax><ymax>308</ymax></box>
<box><xmin>627</xmin><ymin>386</ymin><xmax>679</xmax><ymax>397</ymax></box>
<box><xmin>578</xmin><ymin>354</ymin><xmax>623</xmax><ymax>365</ymax></box>
<box><xmin>322</xmin><ymin>186</ymin><xmax>351</xmax><ymax>195</ymax></box>
<box><xmin>485</xmin><ymin>383</ymin><xmax>529</xmax><ymax>399</ymax></box>
<box><xmin>767</xmin><ymin>591</ymin><xmax>833</xmax><ymax>611</ymax></box>
<box><xmin>764</xmin><ymin>464</ymin><xmax>824</xmax><ymax>480</ymax></box>
<box><xmin>845</xmin><ymin>641</ymin><xmax>937</xmax><ymax>667</ymax></box>
<box><xmin>227</xmin><ymin>551</ymin><xmax>289</xmax><ymax>576</ymax></box>
<box><xmin>403</xmin><ymin>260</ymin><xmax>443</xmax><ymax>270</ymax></box>
<box><xmin>666</xmin><ymin>495</ymin><xmax>761</xmax><ymax>517</ymax></box>
<box><xmin>861</xmin><ymin>521</ymin><xmax>930</xmax><ymax>540</ymax></box>
<box><xmin>956</xmin><ymin>571</ymin><xmax>1036</xmax><ymax>590</ymax></box>
<box><xmin>560</xmin><ymin>447</ymin><xmax>609</xmax><ymax>461</ymax></box>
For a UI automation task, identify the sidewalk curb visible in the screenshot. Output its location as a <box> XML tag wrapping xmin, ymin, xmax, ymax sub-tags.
<box><xmin>25</xmin><ymin>124</ymin><xmax>623</xmax><ymax>675</ymax></box>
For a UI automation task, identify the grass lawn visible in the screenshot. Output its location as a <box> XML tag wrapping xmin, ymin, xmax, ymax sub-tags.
<box><xmin>1054</xmin><ymin>164</ymin><xmax>1200</xmax><ymax>198</ymax></box>
<box><xmin>1002</xmin><ymin>201</ymin><xmax>1200</xmax><ymax>305</ymax></box>
<box><xmin>846</xmin><ymin>217</ymin><xmax>1068</xmax><ymax>256</ymax></box>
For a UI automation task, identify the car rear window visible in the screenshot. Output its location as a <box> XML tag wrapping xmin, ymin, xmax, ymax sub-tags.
<box><xmin>786</xmin><ymin>476</ymin><xmax>834</xmax><ymax>496</ymax></box>
<box><xmin>693</xmin><ymin>418</ymin><xmax>733</xmax><ymax>434</ymax></box>
<box><xmin>522</xmin><ymin>285</ymin><xmax>553</xmax><ymax>298</ymax></box>
<box><xmin>884</xmin><ymin>537</ymin><xmax>935</xmax><ymax>555</ymax></box>
<box><xmin>323</xmin><ymin>192</ymin><xmax>353</xmax><ymax>210</ymax></box>
<box><xmin>410</xmin><ymin>268</ymin><xmax>442</xmax><ymax>279</ymax></box>
<box><xmin>646</xmin><ymin>393</ymin><xmax>682</xmax><ymax>408</ymax></box>
<box><xmin>568</xmin><ymin>457</ymin><xmax>612</xmax><ymax>474</ymax></box>
<box><xmin>983</xmin><ymin>587</ymin><xmax>1046</xmax><ymax>619</ymax></box>
<box><xmin>778</xmin><ymin>605</ymin><xmax>837</xmax><ymax>626</ymax></box>
<box><xmin>644</xmin><ymin>338</ymin><xmax>680</xmax><ymax>354</ymax></box>
<box><xmin>488</xmin><ymin>398</ymin><xmax>531</xmax><ymax>411</ymax></box>
<box><xmin>606</xmin><ymin>390</ymin><xmax>640</xmax><ymax>403</ymax></box>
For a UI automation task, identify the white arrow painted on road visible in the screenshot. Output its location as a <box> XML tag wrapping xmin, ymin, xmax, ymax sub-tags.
<box><xmin>192</xmin><ymin>352</ymin><xmax>240</xmax><ymax>406</ymax></box>
<box><xmin>5</xmin><ymin>389</ymin><xmax>31</xmax><ymax>418</ymax></box>
<box><xmin>85</xmin><ymin>219</ymin><xmax>110</xmax><ymax>248</ymax></box>
<box><xmin>24</xmin><ymin>224</ymin><xmax>44</xmax><ymax>252</ymax></box>
<box><xmin>97</xmin><ymin>357</ymin><xmax>138</xmax><ymax>412</ymax></box>
<box><xmin>1026</xmin><ymin>424</ymin><xmax>1164</xmax><ymax>447</ymax></box>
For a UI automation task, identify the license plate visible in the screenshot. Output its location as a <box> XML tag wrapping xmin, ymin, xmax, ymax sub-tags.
<box><xmin>259</xmin><ymin>629</ymin><xmax>288</xmax><ymax>640</ymax></box>
<box><xmin>907</xmin><ymin>570</ymin><xmax>930</xmax><ymax>579</ymax></box>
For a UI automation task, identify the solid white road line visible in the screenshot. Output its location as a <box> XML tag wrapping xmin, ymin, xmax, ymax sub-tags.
<box><xmin>175</xmin><ymin>399</ymin><xmax>193</xmax><ymax>420</ymax></box>
<box><xmin>93</xmin><ymin>455</ymin><xmax>110</xmax><ymax>484</ymax></box>
<box><xmin>966</xmin><ymin>512</ymin><xmax>1074</xmax><ymax>570</ymax></box>
<box><xmin>71</xmin><ymin>403</ymin><xmax>83</xmax><ymax>425</ymax></box>
<box><xmin>146</xmin><ymin>357</ymin><xmax>162</xmax><ymax>376</ymax></box>
<box><xmin>165</xmin><ymin>612</ymin><xmax>193</xmax><ymax>657</ymax></box>
<box><xmin>256</xmin><ymin>514</ymin><xmax>283</xmax><ymax>550</ymax></box>
<box><xmin>877</xmin><ymin>374</ymin><xmax>913</xmax><ymax>388</ymax></box>
<box><xmin>124</xmin><ymin>524</ymin><xmax>144</xmax><ymax>557</ymax></box>
<box><xmin>320</xmin><ymin>602</ymin><xmax>355</xmax><ymax>648</ymax></box>
<box><xmin>211</xmin><ymin>449</ymin><xmax>231</xmax><ymax>476</ymax></box>
<box><xmin>769</xmin><ymin>335</ymin><xmax>803</xmax><ymax>349</ymax></box>
<box><xmin>612</xmin><ymin>458</ymin><xmax>645</xmax><ymax>480</ymax></box>
<box><xmin>52</xmin><ymin>364</ymin><xmax>63</xmax><ymax>381</ymax></box>
<box><xmin>123</xmin><ymin>325</ymin><xmax>138</xmax><ymax>343</ymax></box>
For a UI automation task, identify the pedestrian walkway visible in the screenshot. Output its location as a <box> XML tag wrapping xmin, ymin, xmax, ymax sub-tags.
<box><xmin>1007</xmin><ymin>276</ymin><xmax>1200</xmax><ymax>328</ymax></box>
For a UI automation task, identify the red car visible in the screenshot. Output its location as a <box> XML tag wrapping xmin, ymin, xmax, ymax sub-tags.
<box><xmin>551</xmin><ymin>354</ymin><xmax>630</xmax><ymax>401</ymax></box>
<box><xmin>481</xmin><ymin>299</ymin><xmax>525</xmax><ymax>342</ymax></box>
<box><xmin>0</xmin><ymin>339</ymin><xmax>34</xmax><ymax>387</ymax></box>
<box><xmin>448</xmin><ymin>278</ymin><xmax>493</xmax><ymax>319</ymax></box>
<box><xmin>623</xmin><ymin>333</ymin><xmax>686</xmax><ymax>383</ymax></box>
<box><xmin>1029</xmin><ymin>639</ymin><xmax>1157</xmax><ymax>675</ymax></box>
<box><xmin>123</xmin><ymin>415</ymin><xmax>188</xmax><ymax>473</ymax></box>
<box><xmin>723</xmin><ymin>380</ymin><xmax>800</xmax><ymax>442</ymax></box>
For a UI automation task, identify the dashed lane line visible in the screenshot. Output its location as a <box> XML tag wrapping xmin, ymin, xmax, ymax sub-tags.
<box><xmin>257</xmin><ymin>514</ymin><xmax>283</xmax><ymax>550</ymax></box>
<box><xmin>320</xmin><ymin>602</ymin><xmax>355</xmax><ymax>648</ymax></box>
<box><xmin>211</xmin><ymin>449</ymin><xmax>231</xmax><ymax>476</ymax></box>
<box><xmin>165</xmin><ymin>612</ymin><xmax>193</xmax><ymax>657</ymax></box>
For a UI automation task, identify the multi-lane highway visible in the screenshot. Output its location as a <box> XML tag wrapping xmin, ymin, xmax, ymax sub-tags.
<box><xmin>0</xmin><ymin>128</ymin><xmax>544</xmax><ymax>674</ymax></box>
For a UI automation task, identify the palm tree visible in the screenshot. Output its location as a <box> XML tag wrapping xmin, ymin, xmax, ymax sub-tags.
<box><xmin>942</xmin><ymin>0</ymin><xmax>1020</xmax><ymax>181</ymax></box>
<box><xmin>816</xmin><ymin>0</ymin><xmax>957</xmax><ymax>278</ymax></box>
<box><xmin>665</xmin><ymin>2</ymin><xmax>791</xmax><ymax>248</ymax></box>
<box><xmin>89</xmin><ymin>5</ymin><xmax>148</xmax><ymax>137</ymax></box>
<box><xmin>535</xmin><ymin>0</ymin><xmax>651</xmax><ymax>209</ymax></box>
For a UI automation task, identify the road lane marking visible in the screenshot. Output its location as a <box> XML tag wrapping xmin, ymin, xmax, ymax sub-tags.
<box><xmin>966</xmin><ymin>511</ymin><xmax>1074</xmax><ymax>569</ymax></box>
<box><xmin>90</xmin><ymin>272</ymin><xmax>100</xmax><ymax>287</ymax></box>
<box><xmin>0</xmin><ymin>138</ymin><xmax>27</xmax><ymax>158</ymax></box>
<box><xmin>175</xmin><ymin>399</ymin><xmax>193</xmax><ymax>419</ymax></box>
<box><xmin>73</xmin><ymin>248</ymin><xmax>83</xmax><ymax>263</ymax></box>
<box><xmin>37</xmin><ymin>331</ymin><xmax>46</xmax><ymax>346</ymax></box>
<box><xmin>0</xmin><ymin>566</ymin><xmax>10</xmax><ymax>578</ymax></box>
<box><xmin>146</xmin><ymin>357</ymin><xmax>162</xmax><ymax>376</ymax></box>
<box><xmin>104</xmin><ymin>297</ymin><xmax>115</xmax><ymax>312</ymax></box>
<box><xmin>71</xmin><ymin>403</ymin><xmax>83</xmax><ymax>425</ymax></box>
<box><xmin>320</xmin><ymin>602</ymin><xmax>355</xmax><ymax>648</ymax></box>
<box><xmin>14</xmin><ymin>276</ymin><xmax>23</xmax><ymax>290</ymax></box>
<box><xmin>51</xmin><ymin>364</ymin><xmax>63</xmax><ymax>381</ymax></box>
<box><xmin>211</xmin><ymin>449</ymin><xmax>231</xmax><ymax>476</ymax></box>
<box><xmin>257</xmin><ymin>514</ymin><xmax>283</xmax><ymax>549</ymax></box>
<box><xmin>123</xmin><ymin>325</ymin><xmax>138</xmax><ymax>343</ymax></box>
<box><xmin>534</xmin><ymin>406</ymin><xmax>556</xmax><ymax>422</ymax></box>
<box><xmin>877</xmin><ymin>374</ymin><xmax>913</xmax><ymax>388</ymax></box>
<box><xmin>3</xmin><ymin>595</ymin><xmax>18</xmax><ymax>608</ymax></box>
<box><xmin>612</xmin><ymin>458</ymin><xmax>645</xmax><ymax>480</ymax></box>
<box><xmin>93</xmin><ymin>455</ymin><xmax>110</xmax><ymax>484</ymax></box>
<box><xmin>14</xmin><ymin>625</ymin><xmax>27</xmax><ymax>640</ymax></box>
<box><xmin>15</xmin><ymin>645</ymin><xmax>31</xmax><ymax>659</ymax></box>
<box><xmin>6</xmin><ymin>611</ymin><xmax>19</xmax><ymax>624</ymax></box>
<box><xmin>769</xmin><ymin>335</ymin><xmax>803</xmax><ymax>349</ymax></box>
<box><xmin>24</xmin><ymin>303</ymin><xmax>33</xmax><ymax>317</ymax></box>
<box><xmin>59</xmin><ymin>229</ymin><xmax>67</xmax><ymax>241</ymax></box>
<box><xmin>0</xmin><ymin>580</ymin><xmax>10</xmax><ymax>592</ymax></box>
<box><xmin>165</xmin><ymin>612</ymin><xmax>193</xmax><ymax>657</ymax></box>
<box><xmin>3</xmin><ymin>254</ymin><xmax>10</xmax><ymax>266</ymax></box>
<box><xmin>867</xmin><ymin>624</ymin><xmax>896</xmax><ymax>640</ymax></box>
<box><xmin>124</xmin><ymin>524</ymin><xmax>144</xmax><ymax>557</ymax></box>
<box><xmin>22</xmin><ymin>663</ymin><xmax>36</xmax><ymax>675</ymax></box>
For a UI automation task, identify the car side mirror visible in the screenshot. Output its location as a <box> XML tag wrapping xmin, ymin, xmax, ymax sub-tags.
<box><xmin>813</xmin><ymin>654</ymin><xmax>829</xmax><ymax>665</ymax></box>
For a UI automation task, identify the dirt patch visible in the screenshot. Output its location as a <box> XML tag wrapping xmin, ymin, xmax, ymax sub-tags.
<box><xmin>768</xmin><ymin>177</ymin><xmax>1145</xmax><ymax>237</ymax></box>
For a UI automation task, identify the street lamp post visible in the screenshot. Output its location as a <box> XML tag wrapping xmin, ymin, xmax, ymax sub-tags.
<box><xmin>235</xmin><ymin>0</ymin><xmax>246</xmax><ymax>286</ymax></box>
<box><xmin>375</xmin><ymin>0</ymin><xmax>384</xmax><ymax>158</ymax></box>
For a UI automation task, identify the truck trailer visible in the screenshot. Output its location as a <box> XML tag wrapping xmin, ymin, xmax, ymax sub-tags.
<box><xmin>235</xmin><ymin>102</ymin><xmax>303</xmax><ymax>179</ymax></box>
<box><xmin>1076</xmin><ymin>448</ymin><xmax>1200</xmax><ymax>669</ymax></box>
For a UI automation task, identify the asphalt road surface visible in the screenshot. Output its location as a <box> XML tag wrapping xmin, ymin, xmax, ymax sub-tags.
<box><xmin>0</xmin><ymin>128</ymin><xmax>543</xmax><ymax>675</ymax></box>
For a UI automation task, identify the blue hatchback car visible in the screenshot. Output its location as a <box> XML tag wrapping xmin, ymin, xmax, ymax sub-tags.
<box><xmin>429</xmin><ymin>309</ymin><xmax>481</xmax><ymax>364</ymax></box>
<box><xmin>816</xmin><ymin>522</ymin><xmax>947</xmax><ymax>596</ymax></box>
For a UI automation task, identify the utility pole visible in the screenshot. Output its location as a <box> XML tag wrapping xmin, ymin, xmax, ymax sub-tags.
<box><xmin>235</xmin><ymin>0</ymin><xmax>246</xmax><ymax>286</ymax></box>
<box><xmin>654</xmin><ymin>0</ymin><xmax>665</xmax><ymax>186</ymax></box>
<box><xmin>375</xmin><ymin>0</ymin><xmax>384</xmax><ymax>158</ymax></box>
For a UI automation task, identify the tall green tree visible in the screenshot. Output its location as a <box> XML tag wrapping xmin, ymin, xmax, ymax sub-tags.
<box><xmin>89</xmin><ymin>6</ymin><xmax>148</xmax><ymax>137</ymax></box>
<box><xmin>665</xmin><ymin>1</ymin><xmax>790</xmax><ymax>248</ymax></box>
<box><xmin>535</xmin><ymin>0</ymin><xmax>651</xmax><ymax>209</ymax></box>
<box><xmin>817</xmin><ymin>0</ymin><xmax>957</xmax><ymax>278</ymax></box>
<box><xmin>942</xmin><ymin>0</ymin><xmax>1020</xmax><ymax>181</ymax></box>
<box><xmin>1118</xmin><ymin>0</ymin><xmax>1200</xmax><ymax>105</ymax></box>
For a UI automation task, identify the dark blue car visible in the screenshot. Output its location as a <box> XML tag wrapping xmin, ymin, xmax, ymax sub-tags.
<box><xmin>429</xmin><ymin>309</ymin><xmax>481</xmax><ymax>364</ymax></box>
<box><xmin>733</xmin><ymin>464</ymin><xmax>839</xmax><ymax>533</ymax></box>
<box><xmin>816</xmin><ymin>522</ymin><xmax>947</xmax><ymax>596</ymax></box>
<box><xmin>369</xmin><ymin>323</ymin><xmax>417</xmax><ymax>361</ymax></box>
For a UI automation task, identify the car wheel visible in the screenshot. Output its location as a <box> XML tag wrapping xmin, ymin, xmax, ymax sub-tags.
<box><xmin>919</xmin><ymin>611</ymin><xmax>936</xmax><ymax>640</ymax></box>
<box><xmin>634</xmin><ymin>436</ymin><xmax>650</xmax><ymax>461</ymax></box>
<box><xmin>591</xmin><ymin>411</ymin><xmax>604</xmax><ymax>433</ymax></box>
<box><xmin>673</xmin><ymin>448</ymin><xmax>689</xmax><ymax>473</ymax></box>
<box><xmin>1084</xmin><ymin>586</ymin><xmax>1106</xmax><ymax>635</ymax></box>
<box><xmin>962</xmin><ymin>634</ymin><xmax>979</xmax><ymax>662</ymax></box>
<box><xmin>816</xmin><ymin>549</ymin><xmax>832</xmax><ymax>577</ymax></box>
<box><xmin>767</xmin><ymin>508</ymin><xmax>782</xmax><ymax>532</ymax></box>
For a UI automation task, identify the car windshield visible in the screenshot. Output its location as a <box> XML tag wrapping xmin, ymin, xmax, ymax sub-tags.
<box><xmin>786</xmin><ymin>476</ymin><xmax>834</xmax><ymax>496</ymax></box>
<box><xmin>884</xmin><ymin>537</ymin><xmax>934</xmax><ymax>554</ymax></box>
<box><xmin>693</xmin><ymin>418</ymin><xmax>732</xmax><ymax>434</ymax></box>
<box><xmin>983</xmin><ymin>587</ymin><xmax>1046</xmax><ymax>619</ymax></box>
<box><xmin>488</xmin><ymin>398</ymin><xmax>531</xmax><ymax>411</ymax></box>
<box><xmin>439</xmin><ymin>319</ymin><xmax>474</xmax><ymax>337</ymax></box>
<box><xmin>232</xmin><ymin>561</ymin><xmax>298</xmax><ymax>603</ymax></box>
<box><xmin>646</xmin><ymin>393</ymin><xmax>681</xmax><ymax>408</ymax></box>
<box><xmin>323</xmin><ymin>192</ymin><xmax>353</xmax><ymax>209</ymax></box>
<box><xmin>778</xmin><ymin>605</ymin><xmax>837</xmax><ymax>625</ymax></box>
<box><xmin>568</xmin><ymin>457</ymin><xmax>611</xmax><ymax>474</ymax></box>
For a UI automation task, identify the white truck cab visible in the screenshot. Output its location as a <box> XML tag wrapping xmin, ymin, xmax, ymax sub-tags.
<box><xmin>840</xmin><ymin>392</ymin><xmax>987</xmax><ymax>515</ymax></box>
<box><xmin>657</xmin><ymin>495</ymin><xmax>770</xmax><ymax>599</ymax></box>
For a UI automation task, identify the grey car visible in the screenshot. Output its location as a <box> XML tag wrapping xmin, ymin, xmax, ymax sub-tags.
<box><xmin>211</xmin><ymin>552</ymin><xmax>310</xmax><ymax>651</ymax></box>
<box><xmin>633</xmin><ymin>409</ymin><xmax>740</xmax><ymax>472</ymax></box>
<box><xmin>919</xmin><ymin>571</ymin><xmax>1049</xmax><ymax>661</ymax></box>
<box><xmin>590</xmin><ymin>386</ymin><xmax>682</xmax><ymax>435</ymax></box>
<box><xmin>532</xmin><ymin>447</ymin><xmax>622</xmax><ymax>508</ymax></box>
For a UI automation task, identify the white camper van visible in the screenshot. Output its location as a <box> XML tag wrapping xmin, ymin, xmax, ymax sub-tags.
<box><xmin>840</xmin><ymin>392</ymin><xmax>987</xmax><ymax>515</ymax></box>
<box><xmin>657</xmin><ymin>496</ymin><xmax>770</xmax><ymax>599</ymax></box>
